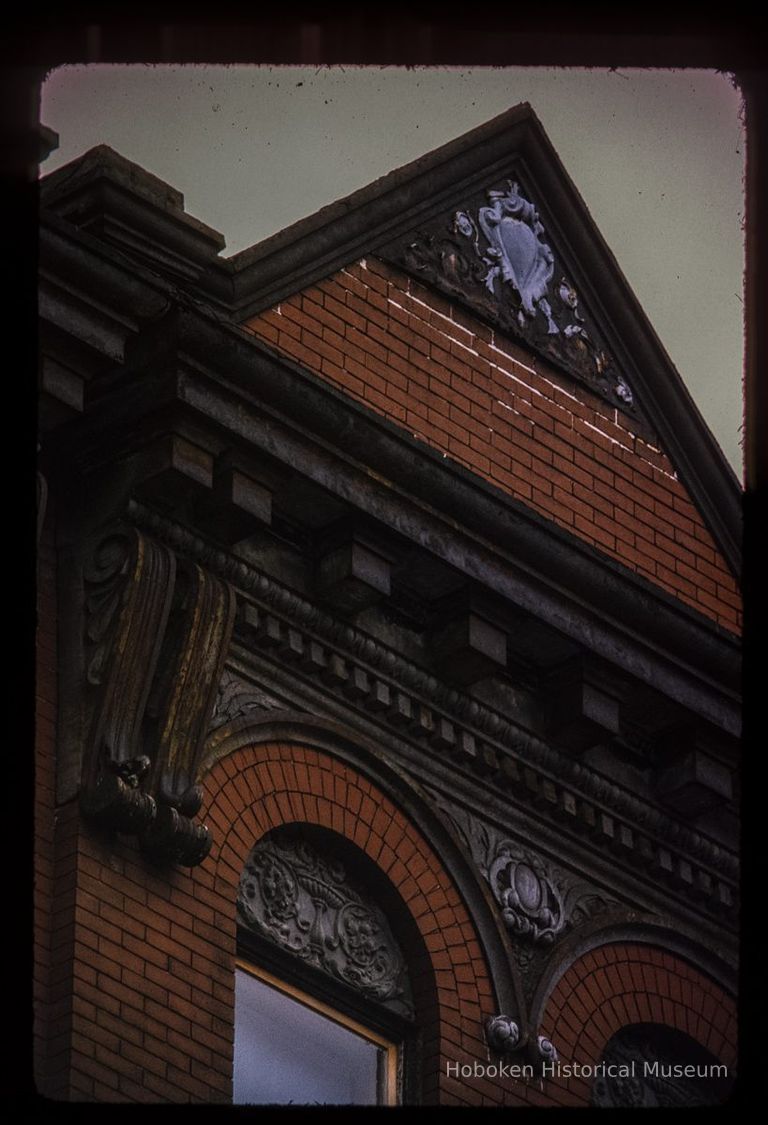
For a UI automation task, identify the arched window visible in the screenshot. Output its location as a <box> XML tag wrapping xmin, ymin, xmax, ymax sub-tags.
<box><xmin>233</xmin><ymin>825</ymin><xmax>416</xmax><ymax>1105</ymax></box>
<box><xmin>590</xmin><ymin>1023</ymin><xmax>734</xmax><ymax>1108</ymax></box>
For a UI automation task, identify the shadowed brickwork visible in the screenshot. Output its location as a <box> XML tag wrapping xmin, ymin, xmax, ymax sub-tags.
<box><xmin>244</xmin><ymin>257</ymin><xmax>740</xmax><ymax>634</ymax></box>
<box><xmin>538</xmin><ymin>943</ymin><xmax>737</xmax><ymax>1106</ymax></box>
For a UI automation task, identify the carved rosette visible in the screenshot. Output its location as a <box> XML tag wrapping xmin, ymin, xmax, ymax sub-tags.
<box><xmin>238</xmin><ymin>829</ymin><xmax>414</xmax><ymax>1018</ymax></box>
<box><xmin>78</xmin><ymin>527</ymin><xmax>235</xmax><ymax>867</ymax></box>
<box><xmin>385</xmin><ymin>179</ymin><xmax>637</xmax><ymax>415</ymax></box>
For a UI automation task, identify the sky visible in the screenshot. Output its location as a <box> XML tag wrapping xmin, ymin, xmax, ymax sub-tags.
<box><xmin>40</xmin><ymin>65</ymin><xmax>745</xmax><ymax>476</ymax></box>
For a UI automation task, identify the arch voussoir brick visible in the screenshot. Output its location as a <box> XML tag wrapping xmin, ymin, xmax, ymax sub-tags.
<box><xmin>200</xmin><ymin>739</ymin><xmax>521</xmax><ymax>1105</ymax></box>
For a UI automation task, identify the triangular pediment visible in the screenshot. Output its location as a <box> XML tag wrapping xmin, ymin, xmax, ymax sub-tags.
<box><xmin>227</xmin><ymin>104</ymin><xmax>740</xmax><ymax>583</ymax></box>
<box><xmin>39</xmin><ymin>104</ymin><xmax>741</xmax><ymax>604</ymax></box>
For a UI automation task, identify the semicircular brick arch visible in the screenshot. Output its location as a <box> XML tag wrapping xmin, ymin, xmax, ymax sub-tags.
<box><xmin>537</xmin><ymin>942</ymin><xmax>737</xmax><ymax>1107</ymax></box>
<box><xmin>200</xmin><ymin>739</ymin><xmax>502</xmax><ymax>1106</ymax></box>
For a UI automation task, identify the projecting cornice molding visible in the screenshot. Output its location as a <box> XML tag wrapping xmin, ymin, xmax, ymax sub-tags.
<box><xmin>125</xmin><ymin>505</ymin><xmax>738</xmax><ymax>924</ymax></box>
<box><xmin>40</xmin><ymin>267</ymin><xmax>739</xmax><ymax>727</ymax></box>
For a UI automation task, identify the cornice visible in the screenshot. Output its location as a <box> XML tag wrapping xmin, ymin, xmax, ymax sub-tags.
<box><xmin>40</xmin><ymin>258</ymin><xmax>740</xmax><ymax>732</ymax></box>
<box><xmin>128</xmin><ymin>501</ymin><xmax>738</xmax><ymax>923</ymax></box>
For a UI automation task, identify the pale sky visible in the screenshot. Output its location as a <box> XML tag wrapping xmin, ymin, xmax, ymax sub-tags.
<box><xmin>41</xmin><ymin>65</ymin><xmax>745</xmax><ymax>476</ymax></box>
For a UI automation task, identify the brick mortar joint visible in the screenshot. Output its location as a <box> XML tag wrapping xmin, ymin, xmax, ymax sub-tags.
<box><xmin>248</xmin><ymin>307</ymin><xmax>734</xmax><ymax>623</ymax></box>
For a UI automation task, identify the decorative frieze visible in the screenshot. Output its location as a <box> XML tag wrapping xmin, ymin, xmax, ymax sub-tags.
<box><xmin>131</xmin><ymin>502</ymin><xmax>738</xmax><ymax>917</ymax></box>
<box><xmin>238</xmin><ymin>828</ymin><xmax>414</xmax><ymax>1018</ymax></box>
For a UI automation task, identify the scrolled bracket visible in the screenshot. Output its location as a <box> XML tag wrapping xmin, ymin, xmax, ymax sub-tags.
<box><xmin>139</xmin><ymin>802</ymin><xmax>213</xmax><ymax>868</ymax></box>
<box><xmin>77</xmin><ymin>526</ymin><xmax>233</xmax><ymax>868</ymax></box>
<box><xmin>80</xmin><ymin>752</ymin><xmax>157</xmax><ymax>837</ymax></box>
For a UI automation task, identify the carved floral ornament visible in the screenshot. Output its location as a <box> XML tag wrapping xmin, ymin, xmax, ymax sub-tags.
<box><xmin>484</xmin><ymin>1015</ymin><xmax>559</xmax><ymax>1073</ymax></box>
<box><xmin>489</xmin><ymin>846</ymin><xmax>565</xmax><ymax>945</ymax></box>
<box><xmin>237</xmin><ymin>829</ymin><xmax>415</xmax><ymax>1018</ymax></box>
<box><xmin>427</xmin><ymin>795</ymin><xmax>616</xmax><ymax>947</ymax></box>
<box><xmin>209</xmin><ymin>668</ymin><xmax>283</xmax><ymax>731</ymax></box>
<box><xmin>392</xmin><ymin>179</ymin><xmax>635</xmax><ymax>412</ymax></box>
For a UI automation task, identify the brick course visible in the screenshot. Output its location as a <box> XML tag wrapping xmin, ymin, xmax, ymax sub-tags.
<box><xmin>39</xmin><ymin>738</ymin><xmax>551</xmax><ymax>1105</ymax></box>
<box><xmin>40</xmin><ymin>735</ymin><xmax>737</xmax><ymax>1105</ymax></box>
<box><xmin>243</xmin><ymin>258</ymin><xmax>741</xmax><ymax>633</ymax></box>
<box><xmin>539</xmin><ymin>942</ymin><xmax>737</xmax><ymax>1106</ymax></box>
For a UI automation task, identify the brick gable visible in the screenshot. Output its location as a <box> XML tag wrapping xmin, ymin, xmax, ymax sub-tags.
<box><xmin>243</xmin><ymin>258</ymin><xmax>741</xmax><ymax>635</ymax></box>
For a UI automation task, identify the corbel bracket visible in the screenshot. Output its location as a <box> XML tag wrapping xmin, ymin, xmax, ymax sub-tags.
<box><xmin>78</xmin><ymin>526</ymin><xmax>235</xmax><ymax>866</ymax></box>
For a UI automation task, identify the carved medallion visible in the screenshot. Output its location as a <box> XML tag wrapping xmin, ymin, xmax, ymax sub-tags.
<box><xmin>489</xmin><ymin>849</ymin><xmax>565</xmax><ymax>945</ymax></box>
<box><xmin>426</xmin><ymin>793</ymin><xmax>617</xmax><ymax>948</ymax></box>
<box><xmin>238</xmin><ymin>829</ymin><xmax>414</xmax><ymax>1018</ymax></box>
<box><xmin>384</xmin><ymin>179</ymin><xmax>637</xmax><ymax>415</ymax></box>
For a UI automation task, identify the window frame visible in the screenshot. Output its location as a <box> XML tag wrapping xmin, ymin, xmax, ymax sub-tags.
<box><xmin>235</xmin><ymin>924</ymin><xmax>419</xmax><ymax>1105</ymax></box>
<box><xmin>235</xmin><ymin>957</ymin><xmax>399</xmax><ymax>1105</ymax></box>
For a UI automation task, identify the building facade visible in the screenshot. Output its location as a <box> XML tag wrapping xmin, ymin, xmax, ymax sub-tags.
<box><xmin>36</xmin><ymin>105</ymin><xmax>741</xmax><ymax>1106</ymax></box>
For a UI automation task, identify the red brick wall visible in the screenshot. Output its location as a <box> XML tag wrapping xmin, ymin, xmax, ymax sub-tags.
<box><xmin>243</xmin><ymin>258</ymin><xmax>741</xmax><ymax>635</ymax></box>
<box><xmin>539</xmin><ymin>943</ymin><xmax>737</xmax><ymax>1106</ymax></box>
<box><xmin>35</xmin><ymin>726</ymin><xmax>737</xmax><ymax>1105</ymax></box>
<box><xmin>39</xmin><ymin>739</ymin><xmax>531</xmax><ymax>1105</ymax></box>
<box><xmin>63</xmin><ymin>833</ymin><xmax>234</xmax><ymax>1101</ymax></box>
<box><xmin>205</xmin><ymin>741</ymin><xmax>500</xmax><ymax>1106</ymax></box>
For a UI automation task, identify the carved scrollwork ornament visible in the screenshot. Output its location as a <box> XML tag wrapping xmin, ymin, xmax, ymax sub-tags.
<box><xmin>78</xmin><ymin>528</ymin><xmax>233</xmax><ymax>867</ymax></box>
<box><xmin>79</xmin><ymin>748</ymin><xmax>157</xmax><ymax>836</ymax></box>
<box><xmin>139</xmin><ymin>803</ymin><xmax>213</xmax><ymax>868</ymax></box>
<box><xmin>526</xmin><ymin>1034</ymin><xmax>559</xmax><ymax>1076</ymax></box>
<box><xmin>392</xmin><ymin>180</ymin><xmax>636</xmax><ymax>414</ymax></box>
<box><xmin>489</xmin><ymin>850</ymin><xmax>565</xmax><ymax>945</ymax></box>
<box><xmin>484</xmin><ymin>1014</ymin><xmax>522</xmax><ymax>1056</ymax></box>
<box><xmin>238</xmin><ymin>829</ymin><xmax>414</xmax><ymax>1017</ymax></box>
<box><xmin>536</xmin><ymin>1035</ymin><xmax>558</xmax><ymax>1063</ymax></box>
